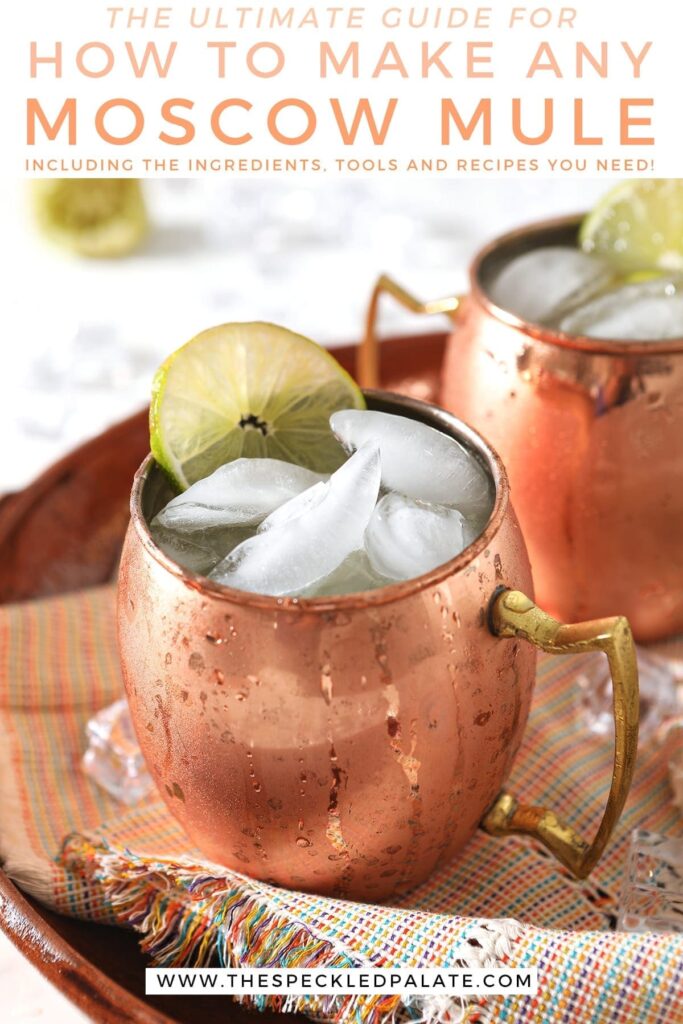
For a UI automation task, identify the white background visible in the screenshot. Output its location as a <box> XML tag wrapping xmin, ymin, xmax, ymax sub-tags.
<box><xmin>1</xmin><ymin>175</ymin><xmax>608</xmax><ymax>492</ymax></box>
<box><xmin>0</xmin><ymin>1</ymin><xmax>677</xmax><ymax>1019</ymax></box>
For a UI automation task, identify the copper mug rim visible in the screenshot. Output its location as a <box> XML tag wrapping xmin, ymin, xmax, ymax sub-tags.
<box><xmin>469</xmin><ymin>212</ymin><xmax>683</xmax><ymax>357</ymax></box>
<box><xmin>123</xmin><ymin>387</ymin><xmax>640</xmax><ymax>885</ymax></box>
<box><xmin>130</xmin><ymin>388</ymin><xmax>509</xmax><ymax>614</ymax></box>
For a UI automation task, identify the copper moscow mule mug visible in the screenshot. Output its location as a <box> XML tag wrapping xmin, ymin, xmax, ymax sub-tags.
<box><xmin>362</xmin><ymin>216</ymin><xmax>683</xmax><ymax>642</ymax></box>
<box><xmin>118</xmin><ymin>391</ymin><xmax>638</xmax><ymax>902</ymax></box>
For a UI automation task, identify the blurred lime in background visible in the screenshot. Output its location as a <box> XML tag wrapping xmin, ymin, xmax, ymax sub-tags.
<box><xmin>31</xmin><ymin>178</ymin><xmax>149</xmax><ymax>258</ymax></box>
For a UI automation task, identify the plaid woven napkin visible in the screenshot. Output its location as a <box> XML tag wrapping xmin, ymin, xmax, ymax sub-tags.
<box><xmin>1</xmin><ymin>586</ymin><xmax>682</xmax><ymax>1024</ymax></box>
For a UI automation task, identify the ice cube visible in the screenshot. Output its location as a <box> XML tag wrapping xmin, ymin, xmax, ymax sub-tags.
<box><xmin>258</xmin><ymin>481</ymin><xmax>328</xmax><ymax>534</ymax></box>
<box><xmin>151</xmin><ymin>522</ymin><xmax>251</xmax><ymax>575</ymax></box>
<box><xmin>150</xmin><ymin>458</ymin><xmax>325</xmax><ymax>574</ymax></box>
<box><xmin>153</xmin><ymin>458</ymin><xmax>325</xmax><ymax>532</ymax></box>
<box><xmin>365</xmin><ymin>493</ymin><xmax>469</xmax><ymax>581</ymax></box>
<box><xmin>488</xmin><ymin>246</ymin><xmax>614</xmax><ymax>325</ymax></box>
<box><xmin>209</xmin><ymin>443</ymin><xmax>381</xmax><ymax>596</ymax></box>
<box><xmin>557</xmin><ymin>277</ymin><xmax>683</xmax><ymax>340</ymax></box>
<box><xmin>302</xmin><ymin>550</ymin><xmax>391</xmax><ymax>597</ymax></box>
<box><xmin>330</xmin><ymin>409</ymin><xmax>493</xmax><ymax>519</ymax></box>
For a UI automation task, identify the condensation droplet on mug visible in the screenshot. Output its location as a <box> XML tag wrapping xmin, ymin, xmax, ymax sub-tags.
<box><xmin>235</xmin><ymin>691</ymin><xmax>247</xmax><ymax>701</ymax></box>
<box><xmin>214</xmin><ymin>669</ymin><xmax>225</xmax><ymax>685</ymax></box>
<box><xmin>205</xmin><ymin>632</ymin><xmax>228</xmax><ymax>645</ymax></box>
<box><xmin>189</xmin><ymin>652</ymin><xmax>205</xmax><ymax>673</ymax></box>
<box><xmin>296</xmin><ymin>836</ymin><xmax>312</xmax><ymax>848</ymax></box>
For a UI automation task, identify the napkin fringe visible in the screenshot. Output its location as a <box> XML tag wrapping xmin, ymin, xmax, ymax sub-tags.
<box><xmin>60</xmin><ymin>834</ymin><xmax>494</xmax><ymax>1024</ymax></box>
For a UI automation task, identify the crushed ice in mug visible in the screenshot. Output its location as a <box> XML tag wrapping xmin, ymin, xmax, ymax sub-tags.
<box><xmin>488</xmin><ymin>246</ymin><xmax>683</xmax><ymax>340</ymax></box>
<box><xmin>558</xmin><ymin>277</ymin><xmax>683</xmax><ymax>340</ymax></box>
<box><xmin>150</xmin><ymin>411</ymin><xmax>495</xmax><ymax>597</ymax></box>
<box><xmin>488</xmin><ymin>246</ymin><xmax>615</xmax><ymax>325</ymax></box>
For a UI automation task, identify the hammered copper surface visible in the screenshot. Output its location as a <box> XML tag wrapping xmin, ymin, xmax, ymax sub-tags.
<box><xmin>118</xmin><ymin>393</ymin><xmax>536</xmax><ymax>901</ymax></box>
<box><xmin>441</xmin><ymin>216</ymin><xmax>683</xmax><ymax>642</ymax></box>
<box><xmin>0</xmin><ymin>333</ymin><xmax>445</xmax><ymax>1023</ymax></box>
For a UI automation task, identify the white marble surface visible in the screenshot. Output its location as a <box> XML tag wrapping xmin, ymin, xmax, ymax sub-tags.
<box><xmin>1</xmin><ymin>178</ymin><xmax>607</xmax><ymax>492</ymax></box>
<box><xmin>1</xmin><ymin>176</ymin><xmax>610</xmax><ymax>1021</ymax></box>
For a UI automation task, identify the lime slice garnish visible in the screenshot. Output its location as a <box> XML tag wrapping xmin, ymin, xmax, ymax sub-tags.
<box><xmin>150</xmin><ymin>322</ymin><xmax>366</xmax><ymax>490</ymax></box>
<box><xmin>31</xmin><ymin>178</ymin><xmax>148</xmax><ymax>258</ymax></box>
<box><xmin>579</xmin><ymin>179</ymin><xmax>683</xmax><ymax>275</ymax></box>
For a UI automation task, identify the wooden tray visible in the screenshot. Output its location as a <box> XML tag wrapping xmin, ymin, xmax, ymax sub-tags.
<box><xmin>0</xmin><ymin>331</ymin><xmax>448</xmax><ymax>1023</ymax></box>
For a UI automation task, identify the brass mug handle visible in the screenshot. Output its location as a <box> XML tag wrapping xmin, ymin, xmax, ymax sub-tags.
<box><xmin>483</xmin><ymin>589</ymin><xmax>639</xmax><ymax>879</ymax></box>
<box><xmin>359</xmin><ymin>274</ymin><xmax>462</xmax><ymax>389</ymax></box>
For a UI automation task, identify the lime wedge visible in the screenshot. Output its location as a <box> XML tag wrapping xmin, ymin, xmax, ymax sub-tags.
<box><xmin>31</xmin><ymin>179</ymin><xmax>148</xmax><ymax>258</ymax></box>
<box><xmin>150</xmin><ymin>322</ymin><xmax>365</xmax><ymax>490</ymax></box>
<box><xmin>579</xmin><ymin>179</ymin><xmax>683</xmax><ymax>275</ymax></box>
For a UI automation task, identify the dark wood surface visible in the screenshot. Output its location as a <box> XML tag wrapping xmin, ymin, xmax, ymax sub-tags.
<box><xmin>0</xmin><ymin>332</ymin><xmax>448</xmax><ymax>1023</ymax></box>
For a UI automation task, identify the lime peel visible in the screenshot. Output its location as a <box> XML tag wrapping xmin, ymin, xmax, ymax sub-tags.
<box><xmin>579</xmin><ymin>179</ymin><xmax>683</xmax><ymax>276</ymax></box>
<box><xmin>150</xmin><ymin>322</ymin><xmax>365</xmax><ymax>491</ymax></box>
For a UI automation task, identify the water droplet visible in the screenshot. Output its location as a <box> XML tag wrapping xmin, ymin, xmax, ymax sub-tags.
<box><xmin>205</xmin><ymin>632</ymin><xmax>228</xmax><ymax>646</ymax></box>
<box><xmin>214</xmin><ymin>669</ymin><xmax>225</xmax><ymax>685</ymax></box>
<box><xmin>296</xmin><ymin>836</ymin><xmax>311</xmax><ymax>848</ymax></box>
<box><xmin>189</xmin><ymin>652</ymin><xmax>205</xmax><ymax>673</ymax></box>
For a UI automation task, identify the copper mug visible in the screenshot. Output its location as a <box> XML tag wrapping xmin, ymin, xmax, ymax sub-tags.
<box><xmin>118</xmin><ymin>391</ymin><xmax>638</xmax><ymax>901</ymax></box>
<box><xmin>362</xmin><ymin>216</ymin><xmax>683</xmax><ymax>642</ymax></box>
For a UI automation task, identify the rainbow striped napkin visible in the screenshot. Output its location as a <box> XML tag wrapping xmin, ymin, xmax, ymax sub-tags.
<box><xmin>0</xmin><ymin>586</ymin><xmax>681</xmax><ymax>1023</ymax></box>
